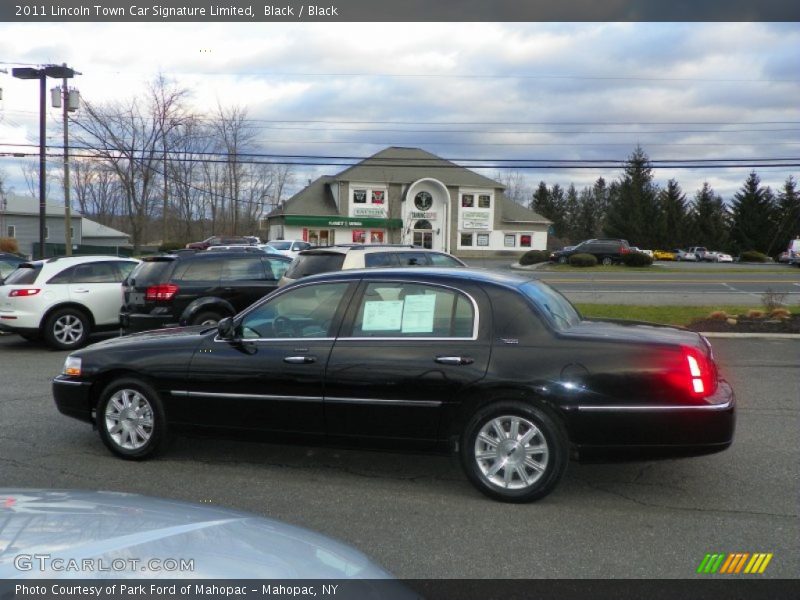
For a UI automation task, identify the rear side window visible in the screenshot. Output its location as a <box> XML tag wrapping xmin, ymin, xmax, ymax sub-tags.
<box><xmin>429</xmin><ymin>253</ymin><xmax>465</xmax><ymax>267</ymax></box>
<box><xmin>3</xmin><ymin>264</ymin><xmax>41</xmax><ymax>285</ymax></box>
<box><xmin>128</xmin><ymin>259</ymin><xmax>175</xmax><ymax>287</ymax></box>
<box><xmin>174</xmin><ymin>259</ymin><xmax>223</xmax><ymax>282</ymax></box>
<box><xmin>395</xmin><ymin>252</ymin><xmax>431</xmax><ymax>266</ymax></box>
<box><xmin>285</xmin><ymin>253</ymin><xmax>346</xmax><ymax>279</ymax></box>
<box><xmin>71</xmin><ymin>262</ymin><xmax>120</xmax><ymax>283</ymax></box>
<box><xmin>365</xmin><ymin>253</ymin><xmax>400</xmax><ymax>267</ymax></box>
<box><xmin>221</xmin><ymin>257</ymin><xmax>266</xmax><ymax>281</ymax></box>
<box><xmin>264</xmin><ymin>257</ymin><xmax>290</xmax><ymax>280</ymax></box>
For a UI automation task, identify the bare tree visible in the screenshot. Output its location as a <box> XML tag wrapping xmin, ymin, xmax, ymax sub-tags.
<box><xmin>21</xmin><ymin>162</ymin><xmax>52</xmax><ymax>202</ymax></box>
<box><xmin>72</xmin><ymin>76</ymin><xmax>191</xmax><ymax>250</ymax></box>
<box><xmin>495</xmin><ymin>170</ymin><xmax>532</xmax><ymax>206</ymax></box>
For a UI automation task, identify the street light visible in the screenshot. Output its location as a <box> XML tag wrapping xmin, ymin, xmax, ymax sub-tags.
<box><xmin>12</xmin><ymin>65</ymin><xmax>76</xmax><ymax>258</ymax></box>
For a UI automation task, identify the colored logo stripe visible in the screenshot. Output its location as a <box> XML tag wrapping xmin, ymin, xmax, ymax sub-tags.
<box><xmin>697</xmin><ymin>553</ymin><xmax>773</xmax><ymax>574</ymax></box>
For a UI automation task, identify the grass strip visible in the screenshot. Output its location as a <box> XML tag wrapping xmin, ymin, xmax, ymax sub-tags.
<box><xmin>574</xmin><ymin>304</ymin><xmax>798</xmax><ymax>327</ymax></box>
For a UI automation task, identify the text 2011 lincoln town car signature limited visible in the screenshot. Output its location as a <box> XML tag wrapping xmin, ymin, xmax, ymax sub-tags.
<box><xmin>52</xmin><ymin>268</ymin><xmax>735</xmax><ymax>502</ymax></box>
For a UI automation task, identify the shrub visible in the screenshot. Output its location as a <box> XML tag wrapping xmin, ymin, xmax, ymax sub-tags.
<box><xmin>519</xmin><ymin>249</ymin><xmax>550</xmax><ymax>266</ymax></box>
<box><xmin>769</xmin><ymin>308</ymin><xmax>791</xmax><ymax>320</ymax></box>
<box><xmin>744</xmin><ymin>309</ymin><xmax>764</xmax><ymax>319</ymax></box>
<box><xmin>761</xmin><ymin>288</ymin><xmax>787</xmax><ymax>312</ymax></box>
<box><xmin>708</xmin><ymin>311</ymin><xmax>729</xmax><ymax>321</ymax></box>
<box><xmin>569</xmin><ymin>253</ymin><xmax>598</xmax><ymax>267</ymax></box>
<box><xmin>159</xmin><ymin>241</ymin><xmax>186</xmax><ymax>252</ymax></box>
<box><xmin>0</xmin><ymin>237</ymin><xmax>19</xmax><ymax>253</ymax></box>
<box><xmin>622</xmin><ymin>252</ymin><xmax>653</xmax><ymax>267</ymax></box>
<box><xmin>739</xmin><ymin>250</ymin><xmax>769</xmax><ymax>263</ymax></box>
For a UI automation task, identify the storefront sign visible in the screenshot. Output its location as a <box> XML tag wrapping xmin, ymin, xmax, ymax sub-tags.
<box><xmin>353</xmin><ymin>206</ymin><xmax>387</xmax><ymax>218</ymax></box>
<box><xmin>283</xmin><ymin>215</ymin><xmax>403</xmax><ymax>228</ymax></box>
<box><xmin>462</xmin><ymin>211</ymin><xmax>490</xmax><ymax>230</ymax></box>
<box><xmin>410</xmin><ymin>211</ymin><xmax>437</xmax><ymax>220</ymax></box>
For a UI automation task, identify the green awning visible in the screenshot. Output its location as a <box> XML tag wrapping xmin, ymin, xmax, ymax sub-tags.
<box><xmin>281</xmin><ymin>215</ymin><xmax>403</xmax><ymax>229</ymax></box>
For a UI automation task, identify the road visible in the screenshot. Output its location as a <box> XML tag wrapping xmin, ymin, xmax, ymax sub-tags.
<box><xmin>467</xmin><ymin>259</ymin><xmax>800</xmax><ymax>305</ymax></box>
<box><xmin>0</xmin><ymin>334</ymin><xmax>797</xmax><ymax>579</ymax></box>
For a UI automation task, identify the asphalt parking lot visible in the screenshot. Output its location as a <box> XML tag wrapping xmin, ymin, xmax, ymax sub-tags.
<box><xmin>0</xmin><ymin>333</ymin><xmax>797</xmax><ymax>579</ymax></box>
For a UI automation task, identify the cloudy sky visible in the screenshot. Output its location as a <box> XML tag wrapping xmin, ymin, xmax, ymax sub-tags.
<box><xmin>0</xmin><ymin>21</ymin><xmax>798</xmax><ymax>203</ymax></box>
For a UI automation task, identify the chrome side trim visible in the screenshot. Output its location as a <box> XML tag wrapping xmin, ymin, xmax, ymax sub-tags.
<box><xmin>52</xmin><ymin>379</ymin><xmax>90</xmax><ymax>386</ymax></box>
<box><xmin>325</xmin><ymin>396</ymin><xmax>442</xmax><ymax>407</ymax></box>
<box><xmin>213</xmin><ymin>336</ymin><xmax>334</xmax><ymax>343</ymax></box>
<box><xmin>576</xmin><ymin>400</ymin><xmax>733</xmax><ymax>412</ymax></box>
<box><xmin>170</xmin><ymin>390</ymin><xmax>322</xmax><ymax>403</ymax></box>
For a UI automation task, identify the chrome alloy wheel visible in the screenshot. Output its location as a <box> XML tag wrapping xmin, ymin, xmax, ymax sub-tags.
<box><xmin>53</xmin><ymin>314</ymin><xmax>84</xmax><ymax>345</ymax></box>
<box><xmin>104</xmin><ymin>389</ymin><xmax>154</xmax><ymax>450</ymax></box>
<box><xmin>474</xmin><ymin>415</ymin><xmax>549</xmax><ymax>490</ymax></box>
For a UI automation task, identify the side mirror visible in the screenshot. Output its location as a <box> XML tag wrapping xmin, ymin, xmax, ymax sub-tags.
<box><xmin>217</xmin><ymin>317</ymin><xmax>237</xmax><ymax>340</ymax></box>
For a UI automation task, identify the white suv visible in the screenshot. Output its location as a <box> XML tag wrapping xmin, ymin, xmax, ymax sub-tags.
<box><xmin>0</xmin><ymin>255</ymin><xmax>139</xmax><ymax>349</ymax></box>
<box><xmin>279</xmin><ymin>245</ymin><xmax>466</xmax><ymax>286</ymax></box>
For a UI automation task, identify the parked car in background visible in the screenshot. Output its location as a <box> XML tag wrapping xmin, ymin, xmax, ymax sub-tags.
<box><xmin>206</xmin><ymin>244</ymin><xmax>278</xmax><ymax>254</ymax></box>
<box><xmin>687</xmin><ymin>246</ymin><xmax>708</xmax><ymax>261</ymax></box>
<box><xmin>266</xmin><ymin>240</ymin><xmax>313</xmax><ymax>258</ymax></box>
<box><xmin>185</xmin><ymin>236</ymin><xmax>256</xmax><ymax>250</ymax></box>
<box><xmin>703</xmin><ymin>250</ymin><xmax>732</xmax><ymax>263</ymax></box>
<box><xmin>652</xmin><ymin>249</ymin><xmax>676</xmax><ymax>261</ymax></box>
<box><xmin>120</xmin><ymin>251</ymin><xmax>291</xmax><ymax>334</ymax></box>
<box><xmin>0</xmin><ymin>255</ymin><xmax>139</xmax><ymax>349</ymax></box>
<box><xmin>549</xmin><ymin>239</ymin><xmax>631</xmax><ymax>265</ymax></box>
<box><xmin>787</xmin><ymin>237</ymin><xmax>800</xmax><ymax>266</ymax></box>
<box><xmin>629</xmin><ymin>248</ymin><xmax>653</xmax><ymax>258</ymax></box>
<box><xmin>675</xmin><ymin>249</ymin><xmax>698</xmax><ymax>261</ymax></box>
<box><xmin>54</xmin><ymin>268</ymin><xmax>735</xmax><ymax>503</ymax></box>
<box><xmin>0</xmin><ymin>252</ymin><xmax>28</xmax><ymax>284</ymax></box>
<box><xmin>279</xmin><ymin>245</ymin><xmax>466</xmax><ymax>286</ymax></box>
<box><xmin>778</xmin><ymin>251</ymin><xmax>791</xmax><ymax>263</ymax></box>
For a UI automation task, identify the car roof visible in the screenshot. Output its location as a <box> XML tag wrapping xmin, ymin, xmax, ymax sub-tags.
<box><xmin>149</xmin><ymin>251</ymin><xmax>290</xmax><ymax>262</ymax></box>
<box><xmin>289</xmin><ymin>266</ymin><xmax>533</xmax><ymax>292</ymax></box>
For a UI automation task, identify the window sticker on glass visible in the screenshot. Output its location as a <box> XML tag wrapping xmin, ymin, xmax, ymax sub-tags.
<box><xmin>362</xmin><ymin>300</ymin><xmax>403</xmax><ymax>331</ymax></box>
<box><xmin>401</xmin><ymin>294</ymin><xmax>436</xmax><ymax>333</ymax></box>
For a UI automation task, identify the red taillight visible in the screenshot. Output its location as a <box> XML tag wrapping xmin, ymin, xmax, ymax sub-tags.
<box><xmin>620</xmin><ymin>246</ymin><xmax>630</xmax><ymax>254</ymax></box>
<box><xmin>683</xmin><ymin>347</ymin><xmax>717</xmax><ymax>398</ymax></box>
<box><xmin>145</xmin><ymin>284</ymin><xmax>179</xmax><ymax>301</ymax></box>
<box><xmin>9</xmin><ymin>288</ymin><xmax>41</xmax><ymax>297</ymax></box>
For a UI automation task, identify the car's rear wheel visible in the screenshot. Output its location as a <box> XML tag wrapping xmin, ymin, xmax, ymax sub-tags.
<box><xmin>191</xmin><ymin>310</ymin><xmax>223</xmax><ymax>327</ymax></box>
<box><xmin>97</xmin><ymin>377</ymin><xmax>167</xmax><ymax>460</ymax></box>
<box><xmin>461</xmin><ymin>401</ymin><xmax>568</xmax><ymax>503</ymax></box>
<box><xmin>601</xmin><ymin>257</ymin><xmax>613</xmax><ymax>266</ymax></box>
<box><xmin>558</xmin><ymin>256</ymin><xmax>568</xmax><ymax>264</ymax></box>
<box><xmin>43</xmin><ymin>308</ymin><xmax>90</xmax><ymax>350</ymax></box>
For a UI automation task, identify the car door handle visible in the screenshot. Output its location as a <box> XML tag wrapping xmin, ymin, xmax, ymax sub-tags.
<box><xmin>435</xmin><ymin>356</ymin><xmax>474</xmax><ymax>365</ymax></box>
<box><xmin>73</xmin><ymin>288</ymin><xmax>90</xmax><ymax>293</ymax></box>
<box><xmin>284</xmin><ymin>356</ymin><xmax>316</xmax><ymax>364</ymax></box>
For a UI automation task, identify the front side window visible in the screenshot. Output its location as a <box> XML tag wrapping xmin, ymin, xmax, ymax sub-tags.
<box><xmin>221</xmin><ymin>257</ymin><xmax>266</xmax><ymax>281</ymax></box>
<box><xmin>350</xmin><ymin>282</ymin><xmax>475</xmax><ymax>338</ymax></box>
<box><xmin>239</xmin><ymin>282</ymin><xmax>350</xmax><ymax>339</ymax></box>
<box><xmin>429</xmin><ymin>253</ymin><xmax>465</xmax><ymax>267</ymax></box>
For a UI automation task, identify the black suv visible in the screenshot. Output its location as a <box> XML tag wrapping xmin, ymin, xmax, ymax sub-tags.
<box><xmin>120</xmin><ymin>251</ymin><xmax>292</xmax><ymax>333</ymax></box>
<box><xmin>550</xmin><ymin>239</ymin><xmax>631</xmax><ymax>265</ymax></box>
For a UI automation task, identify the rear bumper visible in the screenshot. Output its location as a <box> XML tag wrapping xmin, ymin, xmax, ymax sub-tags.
<box><xmin>120</xmin><ymin>311</ymin><xmax>177</xmax><ymax>334</ymax></box>
<box><xmin>567</xmin><ymin>380</ymin><xmax>736</xmax><ymax>455</ymax></box>
<box><xmin>52</xmin><ymin>376</ymin><xmax>94</xmax><ymax>424</ymax></box>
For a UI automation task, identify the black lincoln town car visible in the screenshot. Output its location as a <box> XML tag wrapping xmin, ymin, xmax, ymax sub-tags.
<box><xmin>53</xmin><ymin>268</ymin><xmax>735</xmax><ymax>502</ymax></box>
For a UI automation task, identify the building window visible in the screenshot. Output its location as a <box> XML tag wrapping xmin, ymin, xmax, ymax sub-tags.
<box><xmin>371</xmin><ymin>190</ymin><xmax>385</xmax><ymax>204</ymax></box>
<box><xmin>476</xmin><ymin>234</ymin><xmax>490</xmax><ymax>247</ymax></box>
<box><xmin>504</xmin><ymin>234</ymin><xmax>516</xmax><ymax>247</ymax></box>
<box><xmin>44</xmin><ymin>227</ymin><xmax>49</xmax><ymax>240</ymax></box>
<box><xmin>370</xmin><ymin>230</ymin><xmax>384</xmax><ymax>244</ymax></box>
<box><xmin>460</xmin><ymin>233</ymin><xmax>473</xmax><ymax>246</ymax></box>
<box><xmin>70</xmin><ymin>227</ymin><xmax>75</xmax><ymax>240</ymax></box>
<box><xmin>478</xmin><ymin>194</ymin><xmax>491</xmax><ymax>208</ymax></box>
<box><xmin>353</xmin><ymin>230</ymin><xmax>366</xmax><ymax>243</ymax></box>
<box><xmin>520</xmin><ymin>234</ymin><xmax>532</xmax><ymax>248</ymax></box>
<box><xmin>6</xmin><ymin>225</ymin><xmax>15</xmax><ymax>238</ymax></box>
<box><xmin>307</xmin><ymin>229</ymin><xmax>334</xmax><ymax>246</ymax></box>
<box><xmin>461</xmin><ymin>194</ymin><xmax>474</xmax><ymax>208</ymax></box>
<box><xmin>414</xmin><ymin>191</ymin><xmax>433</xmax><ymax>211</ymax></box>
<box><xmin>353</xmin><ymin>189</ymin><xmax>367</xmax><ymax>203</ymax></box>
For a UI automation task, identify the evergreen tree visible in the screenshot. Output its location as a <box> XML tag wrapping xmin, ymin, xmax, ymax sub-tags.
<box><xmin>604</xmin><ymin>146</ymin><xmax>660</xmax><ymax>247</ymax></box>
<box><xmin>531</xmin><ymin>181</ymin><xmax>550</xmax><ymax>213</ymax></box>
<box><xmin>563</xmin><ymin>184</ymin><xmax>580</xmax><ymax>242</ymax></box>
<box><xmin>572</xmin><ymin>186</ymin><xmax>598</xmax><ymax>242</ymax></box>
<box><xmin>770</xmin><ymin>176</ymin><xmax>800</xmax><ymax>257</ymax></box>
<box><xmin>691</xmin><ymin>182</ymin><xmax>729</xmax><ymax>250</ymax></box>
<box><xmin>592</xmin><ymin>177</ymin><xmax>609</xmax><ymax>237</ymax></box>
<box><xmin>657</xmin><ymin>179</ymin><xmax>692</xmax><ymax>249</ymax></box>
<box><xmin>729</xmin><ymin>172</ymin><xmax>776</xmax><ymax>254</ymax></box>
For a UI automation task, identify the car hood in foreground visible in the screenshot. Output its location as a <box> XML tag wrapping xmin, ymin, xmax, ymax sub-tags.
<box><xmin>82</xmin><ymin>326</ymin><xmax>213</xmax><ymax>352</ymax></box>
<box><xmin>0</xmin><ymin>490</ymin><xmax>393</xmax><ymax>579</ymax></box>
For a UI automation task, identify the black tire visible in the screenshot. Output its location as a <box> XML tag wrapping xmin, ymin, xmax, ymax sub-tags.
<box><xmin>97</xmin><ymin>377</ymin><xmax>168</xmax><ymax>460</ymax></box>
<box><xmin>558</xmin><ymin>256</ymin><xmax>568</xmax><ymax>264</ymax></box>
<box><xmin>43</xmin><ymin>307</ymin><xmax>90</xmax><ymax>350</ymax></box>
<box><xmin>601</xmin><ymin>257</ymin><xmax>613</xmax><ymax>266</ymax></box>
<box><xmin>460</xmin><ymin>401</ymin><xmax>568</xmax><ymax>503</ymax></box>
<box><xmin>191</xmin><ymin>310</ymin><xmax>223</xmax><ymax>327</ymax></box>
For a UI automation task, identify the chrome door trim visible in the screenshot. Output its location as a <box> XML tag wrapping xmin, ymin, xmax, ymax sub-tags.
<box><xmin>576</xmin><ymin>400</ymin><xmax>733</xmax><ymax>412</ymax></box>
<box><xmin>325</xmin><ymin>396</ymin><xmax>442</xmax><ymax>408</ymax></box>
<box><xmin>170</xmin><ymin>390</ymin><xmax>322</xmax><ymax>403</ymax></box>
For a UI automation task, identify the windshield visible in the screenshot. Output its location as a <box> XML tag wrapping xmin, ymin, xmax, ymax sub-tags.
<box><xmin>519</xmin><ymin>281</ymin><xmax>581</xmax><ymax>331</ymax></box>
<box><xmin>128</xmin><ymin>259</ymin><xmax>175</xmax><ymax>288</ymax></box>
<box><xmin>269</xmin><ymin>241</ymin><xmax>292</xmax><ymax>250</ymax></box>
<box><xmin>284</xmin><ymin>253</ymin><xmax>345</xmax><ymax>279</ymax></box>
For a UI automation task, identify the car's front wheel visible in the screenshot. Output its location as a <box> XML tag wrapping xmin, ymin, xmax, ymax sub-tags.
<box><xmin>601</xmin><ymin>257</ymin><xmax>613</xmax><ymax>265</ymax></box>
<box><xmin>97</xmin><ymin>377</ymin><xmax>168</xmax><ymax>460</ymax></box>
<box><xmin>43</xmin><ymin>308</ymin><xmax>90</xmax><ymax>350</ymax></box>
<box><xmin>461</xmin><ymin>401</ymin><xmax>568</xmax><ymax>502</ymax></box>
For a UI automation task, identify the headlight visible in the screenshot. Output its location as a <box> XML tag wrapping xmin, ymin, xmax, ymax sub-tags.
<box><xmin>63</xmin><ymin>356</ymin><xmax>82</xmax><ymax>377</ymax></box>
